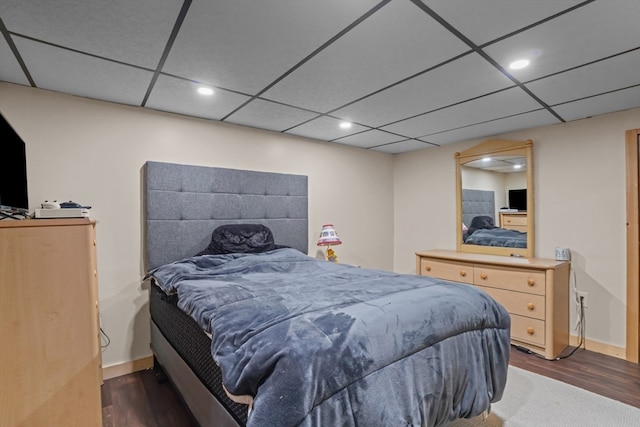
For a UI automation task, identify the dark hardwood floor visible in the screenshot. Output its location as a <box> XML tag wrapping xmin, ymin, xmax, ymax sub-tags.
<box><xmin>102</xmin><ymin>347</ymin><xmax>640</xmax><ymax>426</ymax></box>
<box><xmin>101</xmin><ymin>366</ymin><xmax>197</xmax><ymax>427</ymax></box>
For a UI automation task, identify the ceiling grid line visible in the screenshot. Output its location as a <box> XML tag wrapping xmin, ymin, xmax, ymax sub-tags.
<box><xmin>0</xmin><ymin>0</ymin><xmax>637</xmax><ymax>153</ymax></box>
<box><xmin>141</xmin><ymin>0</ymin><xmax>193</xmax><ymax>107</ymax></box>
<box><xmin>0</xmin><ymin>18</ymin><xmax>35</xmax><ymax>87</ymax></box>
<box><xmin>221</xmin><ymin>0</ymin><xmax>393</xmax><ymax>123</ymax></box>
<box><xmin>409</xmin><ymin>0</ymin><xmax>566</xmax><ymax>123</ymax></box>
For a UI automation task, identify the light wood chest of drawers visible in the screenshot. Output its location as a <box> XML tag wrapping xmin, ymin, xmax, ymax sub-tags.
<box><xmin>499</xmin><ymin>212</ymin><xmax>528</xmax><ymax>232</ymax></box>
<box><xmin>0</xmin><ymin>219</ymin><xmax>102</xmax><ymax>426</ymax></box>
<box><xmin>415</xmin><ymin>249</ymin><xmax>570</xmax><ymax>359</ymax></box>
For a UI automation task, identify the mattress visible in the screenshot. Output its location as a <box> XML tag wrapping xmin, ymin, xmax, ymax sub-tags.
<box><xmin>148</xmin><ymin>248</ymin><xmax>510</xmax><ymax>426</ymax></box>
<box><xmin>149</xmin><ymin>283</ymin><xmax>248</xmax><ymax>426</ymax></box>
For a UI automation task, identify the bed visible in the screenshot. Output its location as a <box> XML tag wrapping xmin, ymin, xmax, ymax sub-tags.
<box><xmin>461</xmin><ymin>190</ymin><xmax>526</xmax><ymax>248</ymax></box>
<box><xmin>144</xmin><ymin>161</ymin><xmax>511</xmax><ymax>427</ymax></box>
<box><xmin>463</xmin><ymin>215</ymin><xmax>527</xmax><ymax>249</ymax></box>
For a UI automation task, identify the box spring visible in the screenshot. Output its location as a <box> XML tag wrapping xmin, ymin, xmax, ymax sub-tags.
<box><xmin>149</xmin><ymin>284</ymin><xmax>247</xmax><ymax>426</ymax></box>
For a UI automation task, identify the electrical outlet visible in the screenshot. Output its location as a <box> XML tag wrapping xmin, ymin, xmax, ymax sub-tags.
<box><xmin>577</xmin><ymin>291</ymin><xmax>589</xmax><ymax>308</ymax></box>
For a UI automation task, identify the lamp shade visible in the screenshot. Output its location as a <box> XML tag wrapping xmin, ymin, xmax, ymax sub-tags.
<box><xmin>316</xmin><ymin>224</ymin><xmax>342</xmax><ymax>246</ymax></box>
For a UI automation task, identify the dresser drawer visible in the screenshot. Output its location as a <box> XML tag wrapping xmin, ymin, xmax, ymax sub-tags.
<box><xmin>474</xmin><ymin>266</ymin><xmax>545</xmax><ymax>295</ymax></box>
<box><xmin>415</xmin><ymin>250</ymin><xmax>569</xmax><ymax>359</ymax></box>
<box><xmin>419</xmin><ymin>258</ymin><xmax>474</xmax><ymax>284</ymax></box>
<box><xmin>478</xmin><ymin>286</ymin><xmax>545</xmax><ymax>320</ymax></box>
<box><xmin>501</xmin><ymin>214</ymin><xmax>527</xmax><ymax>227</ymax></box>
<box><xmin>510</xmin><ymin>314</ymin><xmax>545</xmax><ymax>346</ymax></box>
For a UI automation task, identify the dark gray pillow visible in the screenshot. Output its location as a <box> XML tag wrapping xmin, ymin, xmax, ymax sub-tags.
<box><xmin>467</xmin><ymin>215</ymin><xmax>497</xmax><ymax>237</ymax></box>
<box><xmin>197</xmin><ymin>224</ymin><xmax>283</xmax><ymax>255</ymax></box>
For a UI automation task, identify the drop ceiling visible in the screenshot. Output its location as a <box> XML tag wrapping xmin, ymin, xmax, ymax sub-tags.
<box><xmin>1</xmin><ymin>0</ymin><xmax>638</xmax><ymax>154</ymax></box>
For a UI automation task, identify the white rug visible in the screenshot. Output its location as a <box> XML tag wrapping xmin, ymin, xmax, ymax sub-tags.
<box><xmin>448</xmin><ymin>366</ymin><xmax>640</xmax><ymax>427</ymax></box>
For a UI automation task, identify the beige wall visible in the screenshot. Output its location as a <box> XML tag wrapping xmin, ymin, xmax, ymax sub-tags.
<box><xmin>3</xmin><ymin>80</ymin><xmax>640</xmax><ymax>363</ymax></box>
<box><xmin>0</xmin><ymin>83</ymin><xmax>394</xmax><ymax>368</ymax></box>
<box><xmin>394</xmin><ymin>107</ymin><xmax>640</xmax><ymax>350</ymax></box>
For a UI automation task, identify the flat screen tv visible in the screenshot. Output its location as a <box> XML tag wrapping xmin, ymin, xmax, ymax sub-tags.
<box><xmin>508</xmin><ymin>188</ymin><xmax>527</xmax><ymax>211</ymax></box>
<box><xmin>0</xmin><ymin>112</ymin><xmax>29</xmax><ymax>215</ymax></box>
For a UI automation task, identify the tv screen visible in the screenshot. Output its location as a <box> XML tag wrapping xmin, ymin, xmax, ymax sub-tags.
<box><xmin>508</xmin><ymin>189</ymin><xmax>527</xmax><ymax>211</ymax></box>
<box><xmin>0</xmin><ymin>112</ymin><xmax>29</xmax><ymax>215</ymax></box>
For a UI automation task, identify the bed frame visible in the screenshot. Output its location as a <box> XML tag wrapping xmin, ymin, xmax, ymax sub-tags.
<box><xmin>144</xmin><ymin>161</ymin><xmax>308</xmax><ymax>426</ymax></box>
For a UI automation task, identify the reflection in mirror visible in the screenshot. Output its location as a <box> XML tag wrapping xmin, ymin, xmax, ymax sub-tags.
<box><xmin>462</xmin><ymin>155</ymin><xmax>527</xmax><ymax>222</ymax></box>
<box><xmin>456</xmin><ymin>139</ymin><xmax>534</xmax><ymax>258</ymax></box>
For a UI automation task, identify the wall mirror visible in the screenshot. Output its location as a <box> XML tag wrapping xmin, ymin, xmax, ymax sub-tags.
<box><xmin>455</xmin><ymin>139</ymin><xmax>534</xmax><ymax>257</ymax></box>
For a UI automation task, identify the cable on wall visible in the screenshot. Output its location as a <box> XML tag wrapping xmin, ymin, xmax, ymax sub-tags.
<box><xmin>100</xmin><ymin>326</ymin><xmax>111</xmax><ymax>350</ymax></box>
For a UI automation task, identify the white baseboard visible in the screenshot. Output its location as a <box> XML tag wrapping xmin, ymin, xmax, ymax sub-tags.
<box><xmin>102</xmin><ymin>356</ymin><xmax>154</xmax><ymax>381</ymax></box>
<box><xmin>570</xmin><ymin>334</ymin><xmax>626</xmax><ymax>360</ymax></box>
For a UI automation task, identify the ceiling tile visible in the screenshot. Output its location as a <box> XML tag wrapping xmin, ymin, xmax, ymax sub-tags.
<box><xmin>1</xmin><ymin>0</ymin><xmax>637</xmax><ymax>153</ymax></box>
<box><xmin>146</xmin><ymin>74</ymin><xmax>251</xmax><ymax>121</ymax></box>
<box><xmin>0</xmin><ymin>32</ymin><xmax>30</xmax><ymax>86</ymax></box>
<box><xmin>424</xmin><ymin>0</ymin><xmax>585</xmax><ymax>45</ymax></box>
<box><xmin>0</xmin><ymin>0</ymin><xmax>183</xmax><ymax>69</ymax></box>
<box><xmin>334</xmin><ymin>129</ymin><xmax>408</xmax><ymax>148</ymax></box>
<box><xmin>14</xmin><ymin>37</ymin><xmax>153</xmax><ymax>106</ymax></box>
<box><xmin>261</xmin><ymin>0</ymin><xmax>470</xmax><ymax>113</ymax></box>
<box><xmin>162</xmin><ymin>0</ymin><xmax>380</xmax><ymax>94</ymax></box>
<box><xmin>332</xmin><ymin>52</ymin><xmax>514</xmax><ymax>128</ymax></box>
<box><xmin>285</xmin><ymin>115</ymin><xmax>369</xmax><ymax>141</ymax></box>
<box><xmin>371</xmin><ymin>139</ymin><xmax>435</xmax><ymax>154</ymax></box>
<box><xmin>421</xmin><ymin>109</ymin><xmax>561</xmax><ymax>145</ymax></box>
<box><xmin>225</xmin><ymin>99</ymin><xmax>319</xmax><ymax>133</ymax></box>
<box><xmin>552</xmin><ymin>86</ymin><xmax>640</xmax><ymax>122</ymax></box>
<box><xmin>526</xmin><ymin>49</ymin><xmax>640</xmax><ymax>106</ymax></box>
<box><xmin>484</xmin><ymin>0</ymin><xmax>640</xmax><ymax>82</ymax></box>
<box><xmin>381</xmin><ymin>87</ymin><xmax>544</xmax><ymax>138</ymax></box>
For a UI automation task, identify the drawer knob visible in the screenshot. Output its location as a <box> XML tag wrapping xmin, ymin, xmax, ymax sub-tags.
<box><xmin>527</xmin><ymin>302</ymin><xmax>535</xmax><ymax>311</ymax></box>
<box><xmin>480</xmin><ymin>272</ymin><xmax>488</xmax><ymax>280</ymax></box>
<box><xmin>425</xmin><ymin>265</ymin><xmax>431</xmax><ymax>272</ymax></box>
<box><xmin>460</xmin><ymin>270</ymin><xmax>467</xmax><ymax>277</ymax></box>
<box><xmin>527</xmin><ymin>327</ymin><xmax>535</xmax><ymax>335</ymax></box>
<box><xmin>527</xmin><ymin>278</ymin><xmax>535</xmax><ymax>286</ymax></box>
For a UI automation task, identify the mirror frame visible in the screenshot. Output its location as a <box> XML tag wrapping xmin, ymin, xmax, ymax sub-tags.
<box><xmin>455</xmin><ymin>139</ymin><xmax>534</xmax><ymax>258</ymax></box>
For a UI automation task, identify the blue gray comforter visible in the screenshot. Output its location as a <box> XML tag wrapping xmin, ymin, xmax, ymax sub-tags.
<box><xmin>465</xmin><ymin>228</ymin><xmax>527</xmax><ymax>248</ymax></box>
<box><xmin>149</xmin><ymin>248</ymin><xmax>510</xmax><ymax>427</ymax></box>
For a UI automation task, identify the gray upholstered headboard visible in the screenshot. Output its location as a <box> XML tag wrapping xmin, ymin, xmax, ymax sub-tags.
<box><xmin>461</xmin><ymin>189</ymin><xmax>495</xmax><ymax>227</ymax></box>
<box><xmin>144</xmin><ymin>161</ymin><xmax>308</xmax><ymax>271</ymax></box>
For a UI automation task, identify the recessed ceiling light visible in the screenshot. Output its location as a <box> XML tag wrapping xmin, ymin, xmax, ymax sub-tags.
<box><xmin>514</xmin><ymin>164</ymin><xmax>522</xmax><ymax>169</ymax></box>
<box><xmin>509</xmin><ymin>59</ymin><xmax>530</xmax><ymax>70</ymax></box>
<box><xmin>197</xmin><ymin>87</ymin><xmax>214</xmax><ymax>96</ymax></box>
<box><xmin>339</xmin><ymin>122</ymin><xmax>352</xmax><ymax>129</ymax></box>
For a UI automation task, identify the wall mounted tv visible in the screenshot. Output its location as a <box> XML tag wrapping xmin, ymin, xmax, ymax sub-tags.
<box><xmin>0</xmin><ymin>112</ymin><xmax>29</xmax><ymax>215</ymax></box>
<box><xmin>508</xmin><ymin>188</ymin><xmax>527</xmax><ymax>211</ymax></box>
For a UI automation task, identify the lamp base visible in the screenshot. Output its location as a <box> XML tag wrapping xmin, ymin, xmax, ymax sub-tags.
<box><xmin>326</xmin><ymin>247</ymin><xmax>339</xmax><ymax>263</ymax></box>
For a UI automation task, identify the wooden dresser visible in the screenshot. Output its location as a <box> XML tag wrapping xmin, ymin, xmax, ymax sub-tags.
<box><xmin>416</xmin><ymin>249</ymin><xmax>569</xmax><ymax>359</ymax></box>
<box><xmin>0</xmin><ymin>219</ymin><xmax>102</xmax><ymax>426</ymax></box>
<box><xmin>499</xmin><ymin>211</ymin><xmax>528</xmax><ymax>232</ymax></box>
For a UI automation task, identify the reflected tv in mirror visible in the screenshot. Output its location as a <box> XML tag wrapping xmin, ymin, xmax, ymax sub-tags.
<box><xmin>0</xmin><ymin>112</ymin><xmax>29</xmax><ymax>214</ymax></box>
<box><xmin>508</xmin><ymin>189</ymin><xmax>527</xmax><ymax>211</ymax></box>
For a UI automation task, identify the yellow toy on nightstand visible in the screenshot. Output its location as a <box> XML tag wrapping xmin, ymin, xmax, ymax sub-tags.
<box><xmin>326</xmin><ymin>247</ymin><xmax>339</xmax><ymax>263</ymax></box>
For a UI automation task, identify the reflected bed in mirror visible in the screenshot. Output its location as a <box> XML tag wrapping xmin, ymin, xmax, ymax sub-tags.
<box><xmin>456</xmin><ymin>139</ymin><xmax>534</xmax><ymax>257</ymax></box>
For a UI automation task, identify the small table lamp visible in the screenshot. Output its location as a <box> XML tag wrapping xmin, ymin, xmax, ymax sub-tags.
<box><xmin>317</xmin><ymin>224</ymin><xmax>342</xmax><ymax>262</ymax></box>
